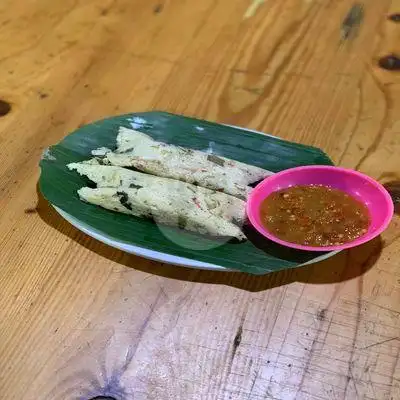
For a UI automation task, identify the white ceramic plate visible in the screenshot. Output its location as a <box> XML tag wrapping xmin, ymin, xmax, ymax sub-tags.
<box><xmin>53</xmin><ymin>123</ymin><xmax>340</xmax><ymax>272</ymax></box>
<box><xmin>48</xmin><ymin>118</ymin><xmax>340</xmax><ymax>272</ymax></box>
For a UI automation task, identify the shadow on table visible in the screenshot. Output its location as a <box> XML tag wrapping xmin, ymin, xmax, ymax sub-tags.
<box><xmin>37</xmin><ymin>191</ymin><xmax>382</xmax><ymax>293</ymax></box>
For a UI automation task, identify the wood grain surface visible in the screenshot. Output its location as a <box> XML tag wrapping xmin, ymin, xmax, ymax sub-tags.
<box><xmin>0</xmin><ymin>0</ymin><xmax>399</xmax><ymax>399</ymax></box>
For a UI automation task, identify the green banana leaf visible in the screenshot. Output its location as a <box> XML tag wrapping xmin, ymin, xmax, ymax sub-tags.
<box><xmin>39</xmin><ymin>111</ymin><xmax>334</xmax><ymax>275</ymax></box>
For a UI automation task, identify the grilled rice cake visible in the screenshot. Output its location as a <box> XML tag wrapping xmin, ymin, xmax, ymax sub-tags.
<box><xmin>68</xmin><ymin>161</ymin><xmax>246</xmax><ymax>239</ymax></box>
<box><xmin>102</xmin><ymin>127</ymin><xmax>272</xmax><ymax>200</ymax></box>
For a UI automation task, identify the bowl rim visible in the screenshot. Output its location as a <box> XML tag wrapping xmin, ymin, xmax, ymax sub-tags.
<box><xmin>246</xmin><ymin>165</ymin><xmax>394</xmax><ymax>252</ymax></box>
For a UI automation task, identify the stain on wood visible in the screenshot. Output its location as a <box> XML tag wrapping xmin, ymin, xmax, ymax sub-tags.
<box><xmin>378</xmin><ymin>54</ymin><xmax>400</xmax><ymax>70</ymax></box>
<box><xmin>341</xmin><ymin>3</ymin><xmax>364</xmax><ymax>41</ymax></box>
<box><xmin>316</xmin><ymin>308</ymin><xmax>327</xmax><ymax>321</ymax></box>
<box><xmin>0</xmin><ymin>99</ymin><xmax>11</xmax><ymax>116</ymax></box>
<box><xmin>232</xmin><ymin>323</ymin><xmax>243</xmax><ymax>358</ymax></box>
<box><xmin>388</xmin><ymin>13</ymin><xmax>400</xmax><ymax>22</ymax></box>
<box><xmin>38</xmin><ymin>91</ymin><xmax>49</xmax><ymax>99</ymax></box>
<box><xmin>24</xmin><ymin>207</ymin><xmax>38</xmax><ymax>214</ymax></box>
<box><xmin>153</xmin><ymin>4</ymin><xmax>163</xmax><ymax>14</ymax></box>
<box><xmin>89</xmin><ymin>397</ymin><xmax>117</xmax><ymax>400</ymax></box>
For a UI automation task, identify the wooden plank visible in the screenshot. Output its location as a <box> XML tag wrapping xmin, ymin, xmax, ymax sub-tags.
<box><xmin>0</xmin><ymin>0</ymin><xmax>399</xmax><ymax>399</ymax></box>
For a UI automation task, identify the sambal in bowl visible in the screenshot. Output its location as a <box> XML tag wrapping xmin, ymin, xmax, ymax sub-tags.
<box><xmin>246</xmin><ymin>166</ymin><xmax>394</xmax><ymax>251</ymax></box>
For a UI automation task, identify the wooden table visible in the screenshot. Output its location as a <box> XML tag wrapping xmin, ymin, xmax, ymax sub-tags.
<box><xmin>1</xmin><ymin>1</ymin><xmax>399</xmax><ymax>399</ymax></box>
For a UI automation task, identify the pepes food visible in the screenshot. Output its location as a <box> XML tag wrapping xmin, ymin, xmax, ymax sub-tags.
<box><xmin>100</xmin><ymin>127</ymin><xmax>272</xmax><ymax>200</ymax></box>
<box><xmin>260</xmin><ymin>185</ymin><xmax>370</xmax><ymax>247</ymax></box>
<box><xmin>68</xmin><ymin>160</ymin><xmax>246</xmax><ymax>240</ymax></box>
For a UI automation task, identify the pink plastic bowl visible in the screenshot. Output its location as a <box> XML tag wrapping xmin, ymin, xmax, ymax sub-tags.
<box><xmin>246</xmin><ymin>166</ymin><xmax>394</xmax><ymax>252</ymax></box>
